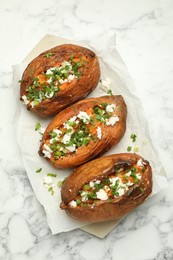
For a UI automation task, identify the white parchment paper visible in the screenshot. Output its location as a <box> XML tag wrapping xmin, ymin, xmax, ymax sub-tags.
<box><xmin>12</xmin><ymin>34</ymin><xmax>167</xmax><ymax>238</ymax></box>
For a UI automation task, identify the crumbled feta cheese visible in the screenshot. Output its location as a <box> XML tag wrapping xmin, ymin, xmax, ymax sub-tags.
<box><xmin>61</xmin><ymin>61</ymin><xmax>72</xmax><ymax>69</ymax></box>
<box><xmin>69</xmin><ymin>200</ymin><xmax>77</xmax><ymax>208</ymax></box>
<box><xmin>104</xmin><ymin>185</ymin><xmax>110</xmax><ymax>191</ymax></box>
<box><xmin>136</xmin><ymin>173</ymin><xmax>142</xmax><ymax>180</ymax></box>
<box><xmin>42</xmin><ymin>144</ymin><xmax>52</xmax><ymax>158</ymax></box>
<box><xmin>126</xmin><ymin>181</ymin><xmax>134</xmax><ymax>187</ymax></box>
<box><xmin>95</xmin><ymin>180</ymin><xmax>101</xmax><ymax>184</ymax></box>
<box><xmin>46</xmin><ymin>67</ymin><xmax>56</xmax><ymax>75</ymax></box>
<box><xmin>106</xmin><ymin>104</ymin><xmax>116</xmax><ymax>113</ymax></box>
<box><xmin>69</xmin><ymin>116</ymin><xmax>77</xmax><ymax>122</ymax></box>
<box><xmin>66</xmin><ymin>144</ymin><xmax>76</xmax><ymax>153</ymax></box>
<box><xmin>80</xmin><ymin>191</ymin><xmax>88</xmax><ymax>202</ymax></box>
<box><xmin>125</xmin><ymin>171</ymin><xmax>131</xmax><ymax>177</ymax></box>
<box><xmin>97</xmin><ymin>126</ymin><xmax>102</xmax><ymax>140</ymax></box>
<box><xmin>30</xmin><ymin>101</ymin><xmax>35</xmax><ymax>108</ymax></box>
<box><xmin>59</xmin><ymin>78</ymin><xmax>68</xmax><ymax>84</ymax></box>
<box><xmin>116</xmin><ymin>187</ymin><xmax>125</xmax><ymax>197</ymax></box>
<box><xmin>137</xmin><ymin>159</ymin><xmax>143</xmax><ymax>167</ymax></box>
<box><xmin>53</xmin><ymin>129</ymin><xmax>62</xmax><ymax>137</ymax></box>
<box><xmin>96</xmin><ymin>189</ymin><xmax>108</xmax><ymax>200</ymax></box>
<box><xmin>47</xmin><ymin>77</ymin><xmax>52</xmax><ymax>84</ymax></box>
<box><xmin>68</xmin><ymin>74</ymin><xmax>75</xmax><ymax>82</ymax></box>
<box><xmin>77</xmin><ymin>111</ymin><xmax>91</xmax><ymax>124</ymax></box>
<box><xmin>44</xmin><ymin>144</ymin><xmax>52</xmax><ymax>152</ymax></box>
<box><xmin>89</xmin><ymin>181</ymin><xmax>95</xmax><ymax>188</ymax></box>
<box><xmin>43</xmin><ymin>176</ymin><xmax>56</xmax><ymax>188</ymax></box>
<box><xmin>106</xmin><ymin>116</ymin><xmax>119</xmax><ymax>126</ymax></box>
<box><xmin>22</xmin><ymin>95</ymin><xmax>29</xmax><ymax>105</ymax></box>
<box><xmin>62</xmin><ymin>134</ymin><xmax>71</xmax><ymax>144</ymax></box>
<box><xmin>109</xmin><ymin>177</ymin><xmax>120</xmax><ymax>186</ymax></box>
<box><xmin>63</xmin><ymin>122</ymin><xmax>72</xmax><ymax>130</ymax></box>
<box><xmin>101</xmin><ymin>78</ymin><xmax>111</xmax><ymax>88</ymax></box>
<box><xmin>45</xmin><ymin>91</ymin><xmax>54</xmax><ymax>98</ymax></box>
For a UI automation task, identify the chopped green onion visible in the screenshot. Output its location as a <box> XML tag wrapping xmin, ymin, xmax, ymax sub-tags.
<box><xmin>130</xmin><ymin>133</ymin><xmax>137</xmax><ymax>142</ymax></box>
<box><xmin>48</xmin><ymin>187</ymin><xmax>54</xmax><ymax>195</ymax></box>
<box><xmin>107</xmin><ymin>89</ymin><xmax>113</xmax><ymax>95</ymax></box>
<box><xmin>44</xmin><ymin>52</ymin><xmax>55</xmax><ymax>58</ymax></box>
<box><xmin>76</xmin><ymin>199</ymin><xmax>81</xmax><ymax>205</ymax></box>
<box><xmin>47</xmin><ymin>173</ymin><xmax>57</xmax><ymax>178</ymax></box>
<box><xmin>127</xmin><ymin>146</ymin><xmax>132</xmax><ymax>152</ymax></box>
<box><xmin>35</xmin><ymin>122</ymin><xmax>41</xmax><ymax>131</ymax></box>
<box><xmin>57</xmin><ymin>181</ymin><xmax>63</xmax><ymax>187</ymax></box>
<box><xmin>83</xmin><ymin>184</ymin><xmax>90</xmax><ymax>190</ymax></box>
<box><xmin>36</xmin><ymin>168</ymin><xmax>42</xmax><ymax>173</ymax></box>
<box><xmin>133</xmin><ymin>147</ymin><xmax>139</xmax><ymax>153</ymax></box>
<box><xmin>140</xmin><ymin>187</ymin><xmax>144</xmax><ymax>193</ymax></box>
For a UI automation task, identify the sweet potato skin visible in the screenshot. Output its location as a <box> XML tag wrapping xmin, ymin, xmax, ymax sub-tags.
<box><xmin>20</xmin><ymin>44</ymin><xmax>100</xmax><ymax>117</ymax></box>
<box><xmin>39</xmin><ymin>95</ymin><xmax>127</xmax><ymax>168</ymax></box>
<box><xmin>60</xmin><ymin>153</ymin><xmax>152</xmax><ymax>222</ymax></box>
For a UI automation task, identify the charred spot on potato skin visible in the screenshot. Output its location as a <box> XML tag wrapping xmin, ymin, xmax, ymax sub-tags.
<box><xmin>89</xmin><ymin>52</ymin><xmax>95</xmax><ymax>58</ymax></box>
<box><xmin>113</xmin><ymin>161</ymin><xmax>132</xmax><ymax>173</ymax></box>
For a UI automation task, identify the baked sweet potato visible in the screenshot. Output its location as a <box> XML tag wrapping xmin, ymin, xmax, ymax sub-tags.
<box><xmin>60</xmin><ymin>153</ymin><xmax>152</xmax><ymax>222</ymax></box>
<box><xmin>20</xmin><ymin>44</ymin><xmax>100</xmax><ymax>117</ymax></box>
<box><xmin>39</xmin><ymin>95</ymin><xmax>127</xmax><ymax>168</ymax></box>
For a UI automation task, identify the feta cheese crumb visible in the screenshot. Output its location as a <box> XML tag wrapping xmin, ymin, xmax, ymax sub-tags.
<box><xmin>69</xmin><ymin>200</ymin><xmax>77</xmax><ymax>208</ymax></box>
<box><xmin>43</xmin><ymin>176</ymin><xmax>55</xmax><ymax>188</ymax></box>
<box><xmin>30</xmin><ymin>101</ymin><xmax>35</xmax><ymax>108</ymax></box>
<box><xmin>69</xmin><ymin>116</ymin><xmax>77</xmax><ymax>122</ymax></box>
<box><xmin>106</xmin><ymin>104</ymin><xmax>116</xmax><ymax>113</ymax></box>
<box><xmin>137</xmin><ymin>159</ymin><xmax>143</xmax><ymax>167</ymax></box>
<box><xmin>116</xmin><ymin>187</ymin><xmax>125</xmax><ymax>197</ymax></box>
<box><xmin>22</xmin><ymin>95</ymin><xmax>29</xmax><ymax>105</ymax></box>
<box><xmin>104</xmin><ymin>185</ymin><xmax>110</xmax><ymax>191</ymax></box>
<box><xmin>136</xmin><ymin>173</ymin><xmax>142</xmax><ymax>180</ymax></box>
<box><xmin>125</xmin><ymin>171</ymin><xmax>131</xmax><ymax>177</ymax></box>
<box><xmin>59</xmin><ymin>78</ymin><xmax>68</xmax><ymax>84</ymax></box>
<box><xmin>80</xmin><ymin>191</ymin><xmax>88</xmax><ymax>202</ymax></box>
<box><xmin>46</xmin><ymin>67</ymin><xmax>56</xmax><ymax>75</ymax></box>
<box><xmin>53</xmin><ymin>129</ymin><xmax>62</xmax><ymax>137</ymax></box>
<box><xmin>68</xmin><ymin>74</ymin><xmax>75</xmax><ymax>82</ymax></box>
<box><xmin>77</xmin><ymin>111</ymin><xmax>91</xmax><ymax>124</ymax></box>
<box><xmin>106</xmin><ymin>116</ymin><xmax>119</xmax><ymax>126</ymax></box>
<box><xmin>66</xmin><ymin>144</ymin><xmax>76</xmax><ymax>153</ymax></box>
<box><xmin>62</xmin><ymin>133</ymin><xmax>71</xmax><ymax>144</ymax></box>
<box><xmin>47</xmin><ymin>77</ymin><xmax>52</xmax><ymax>84</ymax></box>
<box><xmin>42</xmin><ymin>144</ymin><xmax>52</xmax><ymax>158</ymax></box>
<box><xmin>89</xmin><ymin>181</ymin><xmax>95</xmax><ymax>188</ymax></box>
<box><xmin>96</xmin><ymin>189</ymin><xmax>108</xmax><ymax>200</ymax></box>
<box><xmin>95</xmin><ymin>180</ymin><xmax>101</xmax><ymax>184</ymax></box>
<box><xmin>109</xmin><ymin>177</ymin><xmax>120</xmax><ymax>186</ymax></box>
<box><xmin>45</xmin><ymin>91</ymin><xmax>54</xmax><ymax>98</ymax></box>
<box><xmin>96</xmin><ymin>126</ymin><xmax>102</xmax><ymax>140</ymax></box>
<box><xmin>101</xmin><ymin>78</ymin><xmax>111</xmax><ymax>88</ymax></box>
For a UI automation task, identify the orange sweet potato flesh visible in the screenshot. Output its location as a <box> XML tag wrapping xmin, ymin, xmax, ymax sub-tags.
<box><xmin>39</xmin><ymin>95</ymin><xmax>127</xmax><ymax>168</ymax></box>
<box><xmin>60</xmin><ymin>153</ymin><xmax>152</xmax><ymax>222</ymax></box>
<box><xmin>20</xmin><ymin>44</ymin><xmax>100</xmax><ymax>117</ymax></box>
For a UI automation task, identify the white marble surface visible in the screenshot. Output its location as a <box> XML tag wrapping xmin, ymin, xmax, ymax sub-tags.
<box><xmin>0</xmin><ymin>0</ymin><xmax>173</xmax><ymax>259</ymax></box>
